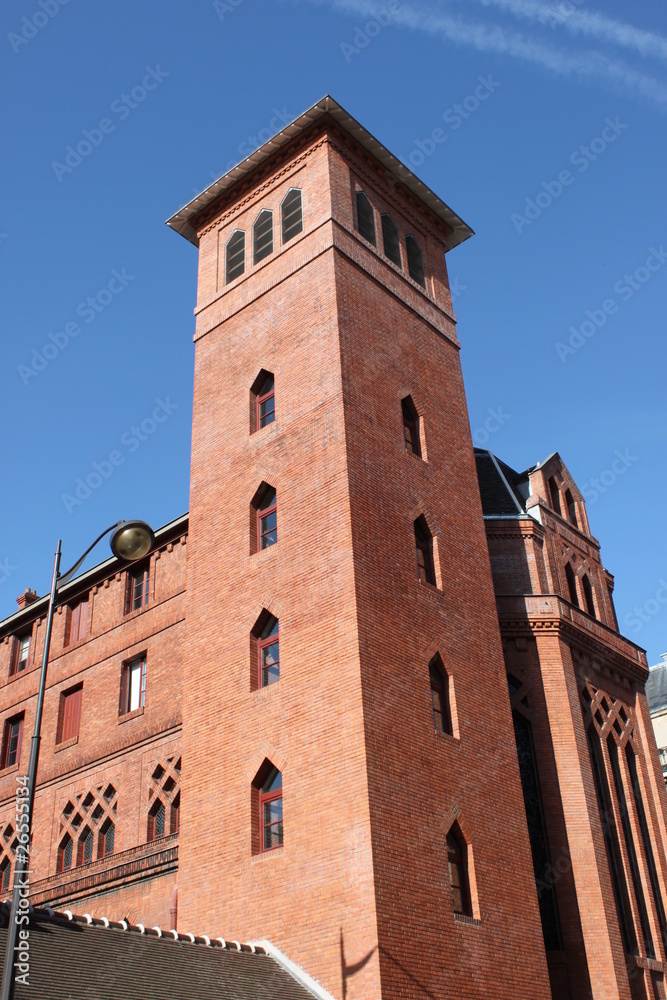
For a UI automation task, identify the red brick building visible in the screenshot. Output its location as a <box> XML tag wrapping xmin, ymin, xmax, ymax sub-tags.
<box><xmin>1</xmin><ymin>97</ymin><xmax>666</xmax><ymax>999</ymax></box>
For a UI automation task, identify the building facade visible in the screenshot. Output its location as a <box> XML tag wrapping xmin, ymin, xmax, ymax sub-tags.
<box><xmin>1</xmin><ymin>97</ymin><xmax>666</xmax><ymax>1000</ymax></box>
<box><xmin>646</xmin><ymin>654</ymin><xmax>667</xmax><ymax>785</ymax></box>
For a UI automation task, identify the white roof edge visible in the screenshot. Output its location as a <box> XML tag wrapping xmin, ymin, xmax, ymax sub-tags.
<box><xmin>252</xmin><ymin>941</ymin><xmax>337</xmax><ymax>1000</ymax></box>
<box><xmin>166</xmin><ymin>95</ymin><xmax>474</xmax><ymax>250</ymax></box>
<box><xmin>0</xmin><ymin>512</ymin><xmax>189</xmax><ymax>634</ymax></box>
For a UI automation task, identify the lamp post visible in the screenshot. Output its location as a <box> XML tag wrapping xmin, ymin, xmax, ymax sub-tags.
<box><xmin>0</xmin><ymin>520</ymin><xmax>154</xmax><ymax>1000</ymax></box>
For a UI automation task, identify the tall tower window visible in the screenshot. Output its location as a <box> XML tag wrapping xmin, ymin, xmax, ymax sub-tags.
<box><xmin>281</xmin><ymin>189</ymin><xmax>303</xmax><ymax>244</ymax></box>
<box><xmin>548</xmin><ymin>477</ymin><xmax>562</xmax><ymax>515</ymax></box>
<box><xmin>402</xmin><ymin>396</ymin><xmax>422</xmax><ymax>458</ymax></box>
<box><xmin>225</xmin><ymin>230</ymin><xmax>245</xmax><ymax>284</ymax></box>
<box><xmin>258</xmin><ymin>487</ymin><xmax>277</xmax><ymax>550</ymax></box>
<box><xmin>429</xmin><ymin>656</ymin><xmax>452</xmax><ymax>734</ymax></box>
<box><xmin>356</xmin><ymin>191</ymin><xmax>376</xmax><ymax>246</ymax></box>
<box><xmin>565</xmin><ymin>489</ymin><xmax>578</xmax><ymax>527</ymax></box>
<box><xmin>57</xmin><ymin>835</ymin><xmax>73</xmax><ymax>874</ymax></box>
<box><xmin>258</xmin><ymin>616</ymin><xmax>280</xmax><ymax>688</ymax></box>
<box><xmin>257</xmin><ymin>374</ymin><xmax>275</xmax><ymax>428</ymax></box>
<box><xmin>253</xmin><ymin>210</ymin><xmax>274</xmax><ymax>264</ymax></box>
<box><xmin>582</xmin><ymin>574</ymin><xmax>596</xmax><ymax>618</ymax></box>
<box><xmin>405</xmin><ymin>235</ymin><xmax>425</xmax><ymax>287</ymax></box>
<box><xmin>564</xmin><ymin>563</ymin><xmax>579</xmax><ymax>607</ymax></box>
<box><xmin>447</xmin><ymin>825</ymin><xmax>471</xmax><ymax>916</ymax></box>
<box><xmin>1</xmin><ymin>715</ymin><xmax>23</xmax><ymax>770</ymax></box>
<box><xmin>260</xmin><ymin>767</ymin><xmax>283</xmax><ymax>852</ymax></box>
<box><xmin>381</xmin><ymin>213</ymin><xmax>401</xmax><ymax>267</ymax></box>
<box><xmin>414</xmin><ymin>516</ymin><xmax>436</xmax><ymax>586</ymax></box>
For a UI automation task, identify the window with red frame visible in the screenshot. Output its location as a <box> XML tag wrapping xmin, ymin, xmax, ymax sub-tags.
<box><xmin>1</xmin><ymin>715</ymin><xmax>23</xmax><ymax>770</ymax></box>
<box><xmin>57</xmin><ymin>835</ymin><xmax>73</xmax><ymax>874</ymax></box>
<box><xmin>259</xmin><ymin>767</ymin><xmax>283</xmax><ymax>852</ymax></box>
<box><xmin>429</xmin><ymin>658</ymin><xmax>451</xmax><ymax>734</ymax></box>
<box><xmin>10</xmin><ymin>634</ymin><xmax>30</xmax><ymax>677</ymax></box>
<box><xmin>77</xmin><ymin>827</ymin><xmax>94</xmax><ymax>866</ymax></box>
<box><xmin>258</xmin><ymin>616</ymin><xmax>280</xmax><ymax>688</ymax></box>
<box><xmin>447</xmin><ymin>827</ymin><xmax>470</xmax><ymax>916</ymax></box>
<box><xmin>256</xmin><ymin>373</ymin><xmax>275</xmax><ymax>429</ymax></box>
<box><xmin>402</xmin><ymin>396</ymin><xmax>422</xmax><ymax>458</ymax></box>
<box><xmin>0</xmin><ymin>859</ymin><xmax>10</xmax><ymax>894</ymax></box>
<box><xmin>120</xmin><ymin>655</ymin><xmax>146</xmax><ymax>715</ymax></box>
<box><xmin>258</xmin><ymin>487</ymin><xmax>277</xmax><ymax>550</ymax></box>
<box><xmin>171</xmin><ymin>794</ymin><xmax>180</xmax><ymax>835</ymax></box>
<box><xmin>56</xmin><ymin>684</ymin><xmax>83</xmax><ymax>744</ymax></box>
<box><xmin>98</xmin><ymin>820</ymin><xmax>115</xmax><ymax>859</ymax></box>
<box><xmin>66</xmin><ymin>598</ymin><xmax>89</xmax><ymax>646</ymax></box>
<box><xmin>147</xmin><ymin>801</ymin><xmax>166</xmax><ymax>842</ymax></box>
<box><xmin>126</xmin><ymin>564</ymin><xmax>149</xmax><ymax>613</ymax></box>
<box><xmin>414</xmin><ymin>516</ymin><xmax>436</xmax><ymax>585</ymax></box>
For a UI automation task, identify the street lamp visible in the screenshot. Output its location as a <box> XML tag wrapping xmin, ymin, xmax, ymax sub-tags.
<box><xmin>0</xmin><ymin>520</ymin><xmax>154</xmax><ymax>1000</ymax></box>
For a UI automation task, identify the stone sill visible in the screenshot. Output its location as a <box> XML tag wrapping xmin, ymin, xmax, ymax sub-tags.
<box><xmin>118</xmin><ymin>706</ymin><xmax>145</xmax><ymax>725</ymax></box>
<box><xmin>54</xmin><ymin>736</ymin><xmax>78</xmax><ymax>754</ymax></box>
<box><xmin>454</xmin><ymin>913</ymin><xmax>481</xmax><ymax>928</ymax></box>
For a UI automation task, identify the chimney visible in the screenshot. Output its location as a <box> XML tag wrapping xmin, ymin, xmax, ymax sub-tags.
<box><xmin>16</xmin><ymin>589</ymin><xmax>38</xmax><ymax>611</ymax></box>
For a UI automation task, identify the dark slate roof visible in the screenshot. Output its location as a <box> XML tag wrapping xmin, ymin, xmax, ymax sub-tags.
<box><xmin>0</xmin><ymin>906</ymin><xmax>319</xmax><ymax>1000</ymax></box>
<box><xmin>646</xmin><ymin>661</ymin><xmax>667</xmax><ymax>713</ymax></box>
<box><xmin>474</xmin><ymin>450</ymin><xmax>528</xmax><ymax>516</ymax></box>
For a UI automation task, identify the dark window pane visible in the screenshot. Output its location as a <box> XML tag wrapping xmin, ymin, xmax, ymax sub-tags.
<box><xmin>259</xmin><ymin>395</ymin><xmax>275</xmax><ymax>427</ymax></box>
<box><xmin>356</xmin><ymin>192</ymin><xmax>376</xmax><ymax>246</ymax></box>
<box><xmin>226</xmin><ymin>231</ymin><xmax>245</xmax><ymax>283</ymax></box>
<box><xmin>104</xmin><ymin>824</ymin><xmax>115</xmax><ymax>857</ymax></box>
<box><xmin>83</xmin><ymin>830</ymin><xmax>93</xmax><ymax>863</ymax></box>
<box><xmin>260</xmin><ymin>488</ymin><xmax>276</xmax><ymax>511</ymax></box>
<box><xmin>253</xmin><ymin>210</ymin><xmax>274</xmax><ymax>264</ymax></box>
<box><xmin>382</xmin><ymin>214</ymin><xmax>401</xmax><ymax>266</ymax></box>
<box><xmin>63</xmin><ymin>839</ymin><xmax>73</xmax><ymax>870</ymax></box>
<box><xmin>282</xmin><ymin>190</ymin><xmax>302</xmax><ymax>243</ymax></box>
<box><xmin>262</xmin><ymin>767</ymin><xmax>282</xmax><ymax>793</ymax></box>
<box><xmin>405</xmin><ymin>236</ymin><xmax>425</xmax><ymax>287</ymax></box>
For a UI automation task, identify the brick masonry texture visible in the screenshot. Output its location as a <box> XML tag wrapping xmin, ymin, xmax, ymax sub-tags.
<box><xmin>1</xmin><ymin>112</ymin><xmax>667</xmax><ymax>1000</ymax></box>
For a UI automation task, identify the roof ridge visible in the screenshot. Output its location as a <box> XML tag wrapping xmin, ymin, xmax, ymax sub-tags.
<box><xmin>1</xmin><ymin>902</ymin><xmax>265</xmax><ymax>955</ymax></box>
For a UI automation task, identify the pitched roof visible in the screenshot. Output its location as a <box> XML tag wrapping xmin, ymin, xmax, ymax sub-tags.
<box><xmin>0</xmin><ymin>905</ymin><xmax>323</xmax><ymax>1000</ymax></box>
<box><xmin>646</xmin><ymin>659</ymin><xmax>667</xmax><ymax>714</ymax></box>
<box><xmin>165</xmin><ymin>95</ymin><xmax>474</xmax><ymax>249</ymax></box>
<box><xmin>474</xmin><ymin>450</ymin><xmax>528</xmax><ymax>517</ymax></box>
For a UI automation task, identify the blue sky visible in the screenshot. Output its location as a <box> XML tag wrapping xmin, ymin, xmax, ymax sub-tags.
<box><xmin>1</xmin><ymin>0</ymin><xmax>666</xmax><ymax>664</ymax></box>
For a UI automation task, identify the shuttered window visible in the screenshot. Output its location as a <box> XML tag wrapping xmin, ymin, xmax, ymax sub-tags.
<box><xmin>67</xmin><ymin>599</ymin><xmax>89</xmax><ymax>645</ymax></box>
<box><xmin>381</xmin><ymin>214</ymin><xmax>401</xmax><ymax>267</ymax></box>
<box><xmin>253</xmin><ymin>210</ymin><xmax>273</xmax><ymax>264</ymax></box>
<box><xmin>225</xmin><ymin>230</ymin><xmax>245</xmax><ymax>284</ymax></box>
<box><xmin>405</xmin><ymin>235</ymin><xmax>425</xmax><ymax>287</ymax></box>
<box><xmin>57</xmin><ymin>684</ymin><xmax>83</xmax><ymax>744</ymax></box>
<box><xmin>281</xmin><ymin>189</ymin><xmax>302</xmax><ymax>244</ymax></box>
<box><xmin>1</xmin><ymin>715</ymin><xmax>23</xmax><ymax>769</ymax></box>
<box><xmin>356</xmin><ymin>192</ymin><xmax>376</xmax><ymax>246</ymax></box>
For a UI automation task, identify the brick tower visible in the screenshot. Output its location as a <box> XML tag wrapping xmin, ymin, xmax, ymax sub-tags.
<box><xmin>168</xmin><ymin>98</ymin><xmax>552</xmax><ymax>998</ymax></box>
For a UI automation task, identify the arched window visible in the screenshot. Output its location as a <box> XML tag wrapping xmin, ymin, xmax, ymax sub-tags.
<box><xmin>0</xmin><ymin>858</ymin><xmax>10</xmax><ymax>894</ymax></box>
<box><xmin>429</xmin><ymin>656</ymin><xmax>451</xmax><ymax>734</ymax></box>
<box><xmin>281</xmin><ymin>189</ymin><xmax>303</xmax><ymax>244</ymax></box>
<box><xmin>405</xmin><ymin>235</ymin><xmax>425</xmax><ymax>287</ymax></box>
<box><xmin>259</xmin><ymin>767</ymin><xmax>283</xmax><ymax>852</ymax></box>
<box><xmin>253</xmin><ymin>209</ymin><xmax>274</xmax><ymax>264</ymax></box>
<box><xmin>355</xmin><ymin>192</ymin><xmax>376</xmax><ymax>246</ymax></box>
<box><xmin>565</xmin><ymin>563</ymin><xmax>579</xmax><ymax>607</ymax></box>
<box><xmin>582</xmin><ymin>574</ymin><xmax>596</xmax><ymax>618</ymax></box>
<box><xmin>447</xmin><ymin>825</ymin><xmax>471</xmax><ymax>916</ymax></box>
<box><xmin>548</xmin><ymin>477</ymin><xmax>561</xmax><ymax>516</ymax></box>
<box><xmin>259</xmin><ymin>616</ymin><xmax>280</xmax><ymax>688</ymax></box>
<box><xmin>171</xmin><ymin>793</ymin><xmax>180</xmax><ymax>835</ymax></box>
<box><xmin>414</xmin><ymin>516</ymin><xmax>435</xmax><ymax>586</ymax></box>
<box><xmin>381</xmin><ymin>214</ymin><xmax>401</xmax><ymax>267</ymax></box>
<box><xmin>252</xmin><ymin>484</ymin><xmax>277</xmax><ymax>551</ymax></box>
<box><xmin>225</xmin><ymin>230</ymin><xmax>245</xmax><ymax>284</ymax></box>
<box><xmin>57</xmin><ymin>835</ymin><xmax>73</xmax><ymax>874</ymax></box>
<box><xmin>148</xmin><ymin>800</ymin><xmax>166</xmax><ymax>842</ymax></box>
<box><xmin>77</xmin><ymin>827</ymin><xmax>94</xmax><ymax>866</ymax></box>
<box><xmin>401</xmin><ymin>396</ymin><xmax>421</xmax><ymax>458</ymax></box>
<box><xmin>99</xmin><ymin>820</ymin><xmax>115</xmax><ymax>859</ymax></box>
<box><xmin>250</xmin><ymin>370</ymin><xmax>275</xmax><ymax>432</ymax></box>
<box><xmin>565</xmin><ymin>489</ymin><xmax>577</xmax><ymax>527</ymax></box>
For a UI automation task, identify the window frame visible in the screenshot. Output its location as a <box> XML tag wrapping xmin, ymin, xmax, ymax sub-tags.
<box><xmin>381</xmin><ymin>213</ymin><xmax>402</xmax><ymax>268</ymax></box>
<box><xmin>447</xmin><ymin>827</ymin><xmax>471</xmax><ymax>916</ymax></box>
<box><xmin>98</xmin><ymin>820</ymin><xmax>115</xmax><ymax>859</ymax></box>
<box><xmin>126</xmin><ymin>564</ymin><xmax>150</xmax><ymax>614</ymax></box>
<box><xmin>548</xmin><ymin>477</ymin><xmax>562</xmax><ymax>516</ymax></box>
<box><xmin>225</xmin><ymin>229</ymin><xmax>246</xmax><ymax>284</ymax></box>
<box><xmin>281</xmin><ymin>188</ymin><xmax>303</xmax><ymax>245</ymax></box>
<box><xmin>147</xmin><ymin>800</ymin><xmax>167</xmax><ymax>843</ymax></box>
<box><xmin>402</xmin><ymin>396</ymin><xmax>422</xmax><ymax>458</ymax></box>
<box><xmin>253</xmin><ymin>209</ymin><xmax>274</xmax><ymax>265</ymax></box>
<box><xmin>10</xmin><ymin>633</ymin><xmax>30</xmax><ymax>677</ymax></box>
<box><xmin>429</xmin><ymin>659</ymin><xmax>451</xmax><ymax>735</ymax></box>
<box><xmin>257</xmin><ymin>487</ymin><xmax>277</xmax><ymax>550</ymax></box>
<box><xmin>257</xmin><ymin>375</ymin><xmax>275</xmax><ymax>430</ymax></box>
<box><xmin>414</xmin><ymin>517</ymin><xmax>436</xmax><ymax>586</ymax></box>
<box><xmin>582</xmin><ymin>574</ymin><xmax>596</xmax><ymax>618</ymax></box>
<box><xmin>0</xmin><ymin>858</ymin><xmax>11</xmax><ymax>894</ymax></box>
<box><xmin>259</xmin><ymin>769</ymin><xmax>283</xmax><ymax>853</ymax></box>
<box><xmin>565</xmin><ymin>563</ymin><xmax>579</xmax><ymax>607</ymax></box>
<box><xmin>257</xmin><ymin>617</ymin><xmax>280</xmax><ymax>689</ymax></box>
<box><xmin>565</xmin><ymin>488</ymin><xmax>578</xmax><ymax>527</ymax></box>
<box><xmin>355</xmin><ymin>191</ymin><xmax>376</xmax><ymax>247</ymax></box>
<box><xmin>405</xmin><ymin>235</ymin><xmax>426</xmax><ymax>288</ymax></box>
<box><xmin>66</xmin><ymin>598</ymin><xmax>89</xmax><ymax>646</ymax></box>
<box><xmin>56</xmin><ymin>684</ymin><xmax>83</xmax><ymax>745</ymax></box>
<box><xmin>120</xmin><ymin>655</ymin><xmax>147</xmax><ymax>715</ymax></box>
<box><xmin>57</xmin><ymin>835</ymin><xmax>74</xmax><ymax>874</ymax></box>
<box><xmin>1</xmin><ymin>715</ymin><xmax>24</xmax><ymax>770</ymax></box>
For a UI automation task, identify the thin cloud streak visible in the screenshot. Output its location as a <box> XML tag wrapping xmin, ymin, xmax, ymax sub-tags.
<box><xmin>313</xmin><ymin>0</ymin><xmax>667</xmax><ymax>109</ymax></box>
<box><xmin>477</xmin><ymin>0</ymin><xmax>667</xmax><ymax>65</ymax></box>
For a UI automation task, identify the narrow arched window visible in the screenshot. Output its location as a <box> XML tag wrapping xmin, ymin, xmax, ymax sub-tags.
<box><xmin>225</xmin><ymin>230</ymin><xmax>245</xmax><ymax>284</ymax></box>
<box><xmin>582</xmin><ymin>574</ymin><xmax>596</xmax><ymax>618</ymax></box>
<box><xmin>565</xmin><ymin>563</ymin><xmax>579</xmax><ymax>607</ymax></box>
<box><xmin>402</xmin><ymin>396</ymin><xmax>421</xmax><ymax>458</ymax></box>
<box><xmin>77</xmin><ymin>827</ymin><xmax>94</xmax><ymax>866</ymax></box>
<box><xmin>259</xmin><ymin>616</ymin><xmax>280</xmax><ymax>688</ymax></box>
<box><xmin>57</xmin><ymin>835</ymin><xmax>73</xmax><ymax>874</ymax></box>
<box><xmin>414</xmin><ymin>516</ymin><xmax>435</xmax><ymax>586</ymax></box>
<box><xmin>171</xmin><ymin>793</ymin><xmax>180</xmax><ymax>835</ymax></box>
<box><xmin>99</xmin><ymin>820</ymin><xmax>115</xmax><ymax>859</ymax></box>
<box><xmin>548</xmin><ymin>477</ymin><xmax>561</xmax><ymax>516</ymax></box>
<box><xmin>447</xmin><ymin>826</ymin><xmax>471</xmax><ymax>916</ymax></box>
<box><xmin>148</xmin><ymin>800</ymin><xmax>166</xmax><ymax>842</ymax></box>
<box><xmin>381</xmin><ymin>214</ymin><xmax>401</xmax><ymax>267</ymax></box>
<box><xmin>257</xmin><ymin>487</ymin><xmax>277</xmax><ymax>550</ymax></box>
<box><xmin>429</xmin><ymin>656</ymin><xmax>451</xmax><ymax>734</ymax></box>
<box><xmin>565</xmin><ymin>489</ymin><xmax>577</xmax><ymax>527</ymax></box>
<box><xmin>281</xmin><ymin>189</ymin><xmax>303</xmax><ymax>244</ymax></box>
<box><xmin>250</xmin><ymin>370</ymin><xmax>275</xmax><ymax>433</ymax></box>
<box><xmin>405</xmin><ymin>236</ymin><xmax>425</xmax><ymax>287</ymax></box>
<box><xmin>259</xmin><ymin>767</ymin><xmax>283</xmax><ymax>852</ymax></box>
<box><xmin>253</xmin><ymin>210</ymin><xmax>273</xmax><ymax>264</ymax></box>
<box><xmin>0</xmin><ymin>859</ymin><xmax>10</xmax><ymax>894</ymax></box>
<box><xmin>356</xmin><ymin>192</ymin><xmax>376</xmax><ymax>246</ymax></box>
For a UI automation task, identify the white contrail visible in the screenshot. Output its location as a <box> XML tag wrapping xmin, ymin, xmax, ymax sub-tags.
<box><xmin>311</xmin><ymin>0</ymin><xmax>667</xmax><ymax>108</ymax></box>
<box><xmin>475</xmin><ymin>0</ymin><xmax>667</xmax><ymax>64</ymax></box>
